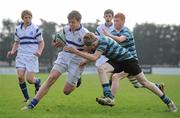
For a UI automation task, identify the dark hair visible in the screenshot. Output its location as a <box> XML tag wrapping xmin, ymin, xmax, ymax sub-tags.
<box><xmin>104</xmin><ymin>9</ymin><xmax>114</xmax><ymax>16</ymax></box>
<box><xmin>67</xmin><ymin>10</ymin><xmax>82</xmax><ymax>21</ymax></box>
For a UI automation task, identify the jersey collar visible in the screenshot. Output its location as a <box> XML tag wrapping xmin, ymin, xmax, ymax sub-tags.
<box><xmin>69</xmin><ymin>24</ymin><xmax>82</xmax><ymax>32</ymax></box>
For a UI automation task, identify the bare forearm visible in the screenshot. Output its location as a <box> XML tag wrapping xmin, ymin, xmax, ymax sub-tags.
<box><xmin>38</xmin><ymin>40</ymin><xmax>45</xmax><ymax>54</ymax></box>
<box><xmin>75</xmin><ymin>50</ymin><xmax>98</xmax><ymax>61</ymax></box>
<box><xmin>108</xmin><ymin>34</ymin><xmax>126</xmax><ymax>43</ymax></box>
<box><xmin>11</xmin><ymin>42</ymin><xmax>19</xmax><ymax>53</ymax></box>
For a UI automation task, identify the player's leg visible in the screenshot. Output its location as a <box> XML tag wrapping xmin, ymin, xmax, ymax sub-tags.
<box><xmin>26</xmin><ymin>55</ymin><xmax>41</xmax><ymax>94</ymax></box>
<box><xmin>127</xmin><ymin>76</ymin><xmax>143</xmax><ymax>88</ymax></box>
<box><xmin>97</xmin><ymin>63</ymin><xmax>114</xmax><ymax>98</ymax></box>
<box><xmin>21</xmin><ymin>61</ymin><xmax>67</xmax><ymax>110</ymax></box>
<box><xmin>128</xmin><ymin>75</ymin><xmax>165</xmax><ymax>93</ymax></box>
<box><xmin>16</xmin><ymin>55</ymin><xmax>30</xmax><ymax>102</ymax></box>
<box><xmin>96</xmin><ymin>62</ymin><xmax>115</xmax><ymax>106</ymax></box>
<box><xmin>111</xmin><ymin>72</ymin><xmax>128</xmax><ymax>96</ymax></box>
<box><xmin>63</xmin><ymin>73</ymin><xmax>79</xmax><ymax>95</ymax></box>
<box><xmin>22</xmin><ymin>69</ymin><xmax>61</xmax><ymax>110</ymax></box>
<box><xmin>63</xmin><ymin>83</ymin><xmax>76</xmax><ymax>95</ymax></box>
<box><xmin>63</xmin><ymin>61</ymin><xmax>85</xmax><ymax>95</ymax></box>
<box><xmin>17</xmin><ymin>68</ymin><xmax>30</xmax><ymax>102</ymax></box>
<box><xmin>123</xmin><ymin>59</ymin><xmax>177</xmax><ymax>112</ymax></box>
<box><xmin>26</xmin><ymin>72</ymin><xmax>41</xmax><ymax>94</ymax></box>
<box><xmin>135</xmin><ymin>72</ymin><xmax>177</xmax><ymax>112</ymax></box>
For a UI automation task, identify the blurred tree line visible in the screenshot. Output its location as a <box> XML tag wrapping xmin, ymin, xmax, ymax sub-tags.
<box><xmin>0</xmin><ymin>19</ymin><xmax>179</xmax><ymax>67</ymax></box>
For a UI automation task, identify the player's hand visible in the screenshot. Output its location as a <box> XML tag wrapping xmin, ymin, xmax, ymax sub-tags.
<box><xmin>34</xmin><ymin>50</ymin><xmax>42</xmax><ymax>57</ymax></box>
<box><xmin>7</xmin><ymin>51</ymin><xmax>14</xmax><ymax>58</ymax></box>
<box><xmin>64</xmin><ymin>46</ymin><xmax>77</xmax><ymax>53</ymax></box>
<box><xmin>52</xmin><ymin>41</ymin><xmax>65</xmax><ymax>48</ymax></box>
<box><xmin>102</xmin><ymin>29</ymin><xmax>110</xmax><ymax>37</ymax></box>
<box><xmin>79</xmin><ymin>59</ymin><xmax>88</xmax><ymax>68</ymax></box>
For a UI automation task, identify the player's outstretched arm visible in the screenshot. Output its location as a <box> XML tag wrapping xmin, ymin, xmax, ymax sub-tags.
<box><xmin>7</xmin><ymin>41</ymin><xmax>19</xmax><ymax>58</ymax></box>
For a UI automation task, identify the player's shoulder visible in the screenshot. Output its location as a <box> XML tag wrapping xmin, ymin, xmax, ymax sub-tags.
<box><xmin>122</xmin><ymin>26</ymin><xmax>131</xmax><ymax>32</ymax></box>
<box><xmin>31</xmin><ymin>23</ymin><xmax>39</xmax><ymax>29</ymax></box>
<box><xmin>63</xmin><ymin>25</ymin><xmax>69</xmax><ymax>31</ymax></box>
<box><xmin>16</xmin><ymin>22</ymin><xmax>24</xmax><ymax>30</ymax></box>
<box><xmin>96</xmin><ymin>23</ymin><xmax>105</xmax><ymax>29</ymax></box>
<box><xmin>81</xmin><ymin>25</ymin><xmax>89</xmax><ymax>33</ymax></box>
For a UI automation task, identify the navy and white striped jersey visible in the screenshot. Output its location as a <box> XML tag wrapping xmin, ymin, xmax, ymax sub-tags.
<box><xmin>63</xmin><ymin>25</ymin><xmax>89</xmax><ymax>51</ymax></box>
<box><xmin>96</xmin><ymin>36</ymin><xmax>133</xmax><ymax>61</ymax></box>
<box><xmin>95</xmin><ymin>23</ymin><xmax>114</xmax><ymax>36</ymax></box>
<box><xmin>15</xmin><ymin>22</ymin><xmax>43</xmax><ymax>55</ymax></box>
<box><xmin>111</xmin><ymin>27</ymin><xmax>138</xmax><ymax>60</ymax></box>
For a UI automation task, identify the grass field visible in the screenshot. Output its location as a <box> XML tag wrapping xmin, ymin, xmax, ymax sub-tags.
<box><xmin>0</xmin><ymin>74</ymin><xmax>180</xmax><ymax>118</ymax></box>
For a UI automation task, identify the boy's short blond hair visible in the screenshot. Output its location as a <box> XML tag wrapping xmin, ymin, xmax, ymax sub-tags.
<box><xmin>21</xmin><ymin>10</ymin><xmax>32</xmax><ymax>19</ymax></box>
<box><xmin>83</xmin><ymin>33</ymin><xmax>96</xmax><ymax>46</ymax></box>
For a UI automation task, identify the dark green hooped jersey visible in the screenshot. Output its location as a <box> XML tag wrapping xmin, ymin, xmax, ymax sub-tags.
<box><xmin>96</xmin><ymin>36</ymin><xmax>133</xmax><ymax>61</ymax></box>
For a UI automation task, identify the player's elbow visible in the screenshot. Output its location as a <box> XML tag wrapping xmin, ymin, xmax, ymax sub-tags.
<box><xmin>91</xmin><ymin>57</ymin><xmax>97</xmax><ymax>62</ymax></box>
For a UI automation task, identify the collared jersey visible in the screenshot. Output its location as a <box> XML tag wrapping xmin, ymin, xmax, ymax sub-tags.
<box><xmin>63</xmin><ymin>25</ymin><xmax>89</xmax><ymax>51</ymax></box>
<box><xmin>96</xmin><ymin>36</ymin><xmax>133</xmax><ymax>61</ymax></box>
<box><xmin>111</xmin><ymin>26</ymin><xmax>138</xmax><ymax>60</ymax></box>
<box><xmin>95</xmin><ymin>23</ymin><xmax>114</xmax><ymax>36</ymax></box>
<box><xmin>15</xmin><ymin>22</ymin><xmax>43</xmax><ymax>55</ymax></box>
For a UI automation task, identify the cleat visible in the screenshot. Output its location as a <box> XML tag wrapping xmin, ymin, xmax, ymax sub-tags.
<box><xmin>96</xmin><ymin>96</ymin><xmax>115</xmax><ymax>107</ymax></box>
<box><xmin>159</xmin><ymin>83</ymin><xmax>165</xmax><ymax>94</ymax></box>
<box><xmin>35</xmin><ymin>79</ymin><xmax>41</xmax><ymax>94</ymax></box>
<box><xmin>167</xmin><ymin>101</ymin><xmax>178</xmax><ymax>112</ymax></box>
<box><xmin>76</xmin><ymin>77</ymin><xmax>82</xmax><ymax>88</ymax></box>
<box><xmin>24</xmin><ymin>99</ymin><xmax>30</xmax><ymax>104</ymax></box>
<box><xmin>21</xmin><ymin>104</ymin><xmax>34</xmax><ymax>110</ymax></box>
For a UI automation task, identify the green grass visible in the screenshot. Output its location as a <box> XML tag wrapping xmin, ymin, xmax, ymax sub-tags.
<box><xmin>0</xmin><ymin>74</ymin><xmax>180</xmax><ymax>118</ymax></box>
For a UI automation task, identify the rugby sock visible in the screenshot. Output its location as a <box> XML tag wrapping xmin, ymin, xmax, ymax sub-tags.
<box><xmin>102</xmin><ymin>83</ymin><xmax>113</xmax><ymax>99</ymax></box>
<box><xmin>129</xmin><ymin>79</ymin><xmax>143</xmax><ymax>88</ymax></box>
<box><xmin>28</xmin><ymin>98</ymin><xmax>39</xmax><ymax>109</ymax></box>
<box><xmin>155</xmin><ymin>83</ymin><xmax>161</xmax><ymax>89</ymax></box>
<box><xmin>160</xmin><ymin>94</ymin><xmax>171</xmax><ymax>105</ymax></box>
<box><xmin>34</xmin><ymin>78</ymin><xmax>41</xmax><ymax>91</ymax></box>
<box><xmin>19</xmin><ymin>82</ymin><xmax>29</xmax><ymax>100</ymax></box>
<box><xmin>109</xmin><ymin>79</ymin><xmax>112</xmax><ymax>87</ymax></box>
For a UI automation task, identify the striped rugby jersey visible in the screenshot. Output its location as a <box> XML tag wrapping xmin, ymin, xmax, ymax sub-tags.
<box><xmin>63</xmin><ymin>25</ymin><xmax>89</xmax><ymax>51</ymax></box>
<box><xmin>15</xmin><ymin>22</ymin><xmax>43</xmax><ymax>55</ymax></box>
<box><xmin>111</xmin><ymin>27</ymin><xmax>138</xmax><ymax>60</ymax></box>
<box><xmin>96</xmin><ymin>36</ymin><xmax>133</xmax><ymax>61</ymax></box>
<box><xmin>95</xmin><ymin>23</ymin><xmax>114</xmax><ymax>36</ymax></box>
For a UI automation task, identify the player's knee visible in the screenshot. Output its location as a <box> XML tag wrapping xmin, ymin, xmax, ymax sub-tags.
<box><xmin>63</xmin><ymin>90</ymin><xmax>71</xmax><ymax>95</ymax></box>
<box><xmin>18</xmin><ymin>76</ymin><xmax>25</xmax><ymax>83</ymax></box>
<box><xmin>97</xmin><ymin>66</ymin><xmax>106</xmax><ymax>73</ymax></box>
<box><xmin>112</xmin><ymin>74</ymin><xmax>119</xmax><ymax>80</ymax></box>
<box><xmin>26</xmin><ymin>78</ymin><xmax>34</xmax><ymax>84</ymax></box>
<box><xmin>63</xmin><ymin>86</ymin><xmax>74</xmax><ymax>95</ymax></box>
<box><xmin>139</xmin><ymin>81</ymin><xmax>148</xmax><ymax>87</ymax></box>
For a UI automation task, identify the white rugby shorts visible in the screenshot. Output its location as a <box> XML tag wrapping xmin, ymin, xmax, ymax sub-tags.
<box><xmin>52</xmin><ymin>51</ymin><xmax>85</xmax><ymax>86</ymax></box>
<box><xmin>16</xmin><ymin>54</ymin><xmax>39</xmax><ymax>73</ymax></box>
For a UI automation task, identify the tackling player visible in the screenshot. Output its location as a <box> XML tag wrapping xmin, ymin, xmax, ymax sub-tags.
<box><xmin>64</xmin><ymin>32</ymin><xmax>177</xmax><ymax>112</ymax></box>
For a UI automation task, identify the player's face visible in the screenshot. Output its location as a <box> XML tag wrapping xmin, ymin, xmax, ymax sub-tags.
<box><xmin>22</xmin><ymin>15</ymin><xmax>32</xmax><ymax>26</ymax></box>
<box><xmin>114</xmin><ymin>17</ymin><xmax>124</xmax><ymax>30</ymax></box>
<box><xmin>68</xmin><ymin>18</ymin><xmax>81</xmax><ymax>31</ymax></box>
<box><xmin>84</xmin><ymin>41</ymin><xmax>97</xmax><ymax>52</ymax></box>
<box><xmin>104</xmin><ymin>14</ymin><xmax>113</xmax><ymax>23</ymax></box>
